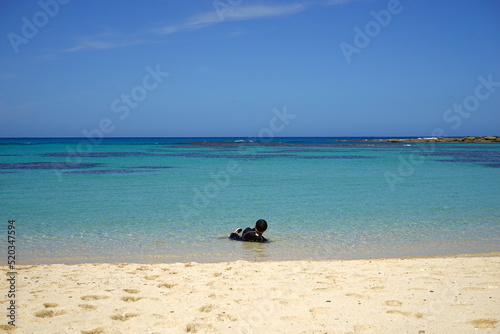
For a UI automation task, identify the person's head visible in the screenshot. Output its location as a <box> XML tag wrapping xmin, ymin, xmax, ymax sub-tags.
<box><xmin>255</xmin><ymin>219</ymin><xmax>267</xmax><ymax>234</ymax></box>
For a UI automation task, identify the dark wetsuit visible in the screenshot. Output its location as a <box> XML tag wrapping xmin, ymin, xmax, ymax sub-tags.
<box><xmin>229</xmin><ymin>227</ymin><xmax>268</xmax><ymax>242</ymax></box>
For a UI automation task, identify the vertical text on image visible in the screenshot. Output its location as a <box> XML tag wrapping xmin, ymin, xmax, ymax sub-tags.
<box><xmin>6</xmin><ymin>219</ymin><xmax>17</xmax><ymax>326</ymax></box>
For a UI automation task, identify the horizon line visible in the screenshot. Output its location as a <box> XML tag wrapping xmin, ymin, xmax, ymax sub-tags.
<box><xmin>1</xmin><ymin>135</ymin><xmax>498</xmax><ymax>139</ymax></box>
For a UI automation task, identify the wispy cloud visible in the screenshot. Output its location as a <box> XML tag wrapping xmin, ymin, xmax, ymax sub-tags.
<box><xmin>9</xmin><ymin>95</ymin><xmax>75</xmax><ymax>111</ymax></box>
<box><xmin>323</xmin><ymin>0</ymin><xmax>364</xmax><ymax>6</ymax></box>
<box><xmin>10</xmin><ymin>99</ymin><xmax>51</xmax><ymax>111</ymax></box>
<box><xmin>63</xmin><ymin>32</ymin><xmax>152</xmax><ymax>52</ymax></box>
<box><xmin>227</xmin><ymin>28</ymin><xmax>249</xmax><ymax>38</ymax></box>
<box><xmin>36</xmin><ymin>54</ymin><xmax>58</xmax><ymax>61</ymax></box>
<box><xmin>155</xmin><ymin>3</ymin><xmax>310</xmax><ymax>35</ymax></box>
<box><xmin>60</xmin><ymin>1</ymin><xmax>359</xmax><ymax>52</ymax></box>
<box><xmin>325</xmin><ymin>0</ymin><xmax>360</xmax><ymax>5</ymax></box>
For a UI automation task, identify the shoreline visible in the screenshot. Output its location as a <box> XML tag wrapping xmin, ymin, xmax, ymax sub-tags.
<box><xmin>2</xmin><ymin>254</ymin><xmax>499</xmax><ymax>333</ymax></box>
<box><xmin>18</xmin><ymin>250</ymin><xmax>500</xmax><ymax>266</ymax></box>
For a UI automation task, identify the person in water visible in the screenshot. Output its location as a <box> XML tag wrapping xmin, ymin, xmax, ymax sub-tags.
<box><xmin>229</xmin><ymin>219</ymin><xmax>268</xmax><ymax>242</ymax></box>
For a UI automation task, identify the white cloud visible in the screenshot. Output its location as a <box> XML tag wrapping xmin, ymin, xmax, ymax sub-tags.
<box><xmin>227</xmin><ymin>28</ymin><xmax>249</xmax><ymax>38</ymax></box>
<box><xmin>324</xmin><ymin>0</ymin><xmax>362</xmax><ymax>5</ymax></box>
<box><xmin>155</xmin><ymin>3</ymin><xmax>310</xmax><ymax>35</ymax></box>
<box><xmin>37</xmin><ymin>54</ymin><xmax>58</xmax><ymax>61</ymax></box>
<box><xmin>63</xmin><ymin>33</ymin><xmax>151</xmax><ymax>52</ymax></box>
<box><xmin>62</xmin><ymin>1</ymin><xmax>360</xmax><ymax>51</ymax></box>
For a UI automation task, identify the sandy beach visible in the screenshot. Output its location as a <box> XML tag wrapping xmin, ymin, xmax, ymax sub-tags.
<box><xmin>1</xmin><ymin>255</ymin><xmax>499</xmax><ymax>334</ymax></box>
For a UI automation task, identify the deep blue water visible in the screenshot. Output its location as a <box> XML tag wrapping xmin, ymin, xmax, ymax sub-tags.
<box><xmin>1</xmin><ymin>137</ymin><xmax>499</xmax><ymax>264</ymax></box>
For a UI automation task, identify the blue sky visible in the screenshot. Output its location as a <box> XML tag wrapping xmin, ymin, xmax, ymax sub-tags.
<box><xmin>1</xmin><ymin>0</ymin><xmax>499</xmax><ymax>137</ymax></box>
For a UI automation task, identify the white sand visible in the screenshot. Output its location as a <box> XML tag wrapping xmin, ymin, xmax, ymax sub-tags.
<box><xmin>1</xmin><ymin>256</ymin><xmax>499</xmax><ymax>334</ymax></box>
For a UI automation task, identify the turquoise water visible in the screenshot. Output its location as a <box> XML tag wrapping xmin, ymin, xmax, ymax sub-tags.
<box><xmin>1</xmin><ymin>137</ymin><xmax>499</xmax><ymax>264</ymax></box>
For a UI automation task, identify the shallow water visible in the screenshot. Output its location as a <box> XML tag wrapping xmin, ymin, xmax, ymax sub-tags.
<box><xmin>1</xmin><ymin>137</ymin><xmax>499</xmax><ymax>264</ymax></box>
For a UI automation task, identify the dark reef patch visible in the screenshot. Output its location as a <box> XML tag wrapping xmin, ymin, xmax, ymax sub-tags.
<box><xmin>0</xmin><ymin>162</ymin><xmax>103</xmax><ymax>169</ymax></box>
<box><xmin>424</xmin><ymin>149</ymin><xmax>500</xmax><ymax>167</ymax></box>
<box><xmin>298</xmin><ymin>155</ymin><xmax>376</xmax><ymax>160</ymax></box>
<box><xmin>64</xmin><ymin>165</ymin><xmax>175</xmax><ymax>174</ymax></box>
<box><xmin>41</xmin><ymin>152</ymin><xmax>156</xmax><ymax>158</ymax></box>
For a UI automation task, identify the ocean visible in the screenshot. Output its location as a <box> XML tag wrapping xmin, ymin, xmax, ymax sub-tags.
<box><xmin>1</xmin><ymin>137</ymin><xmax>499</xmax><ymax>264</ymax></box>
